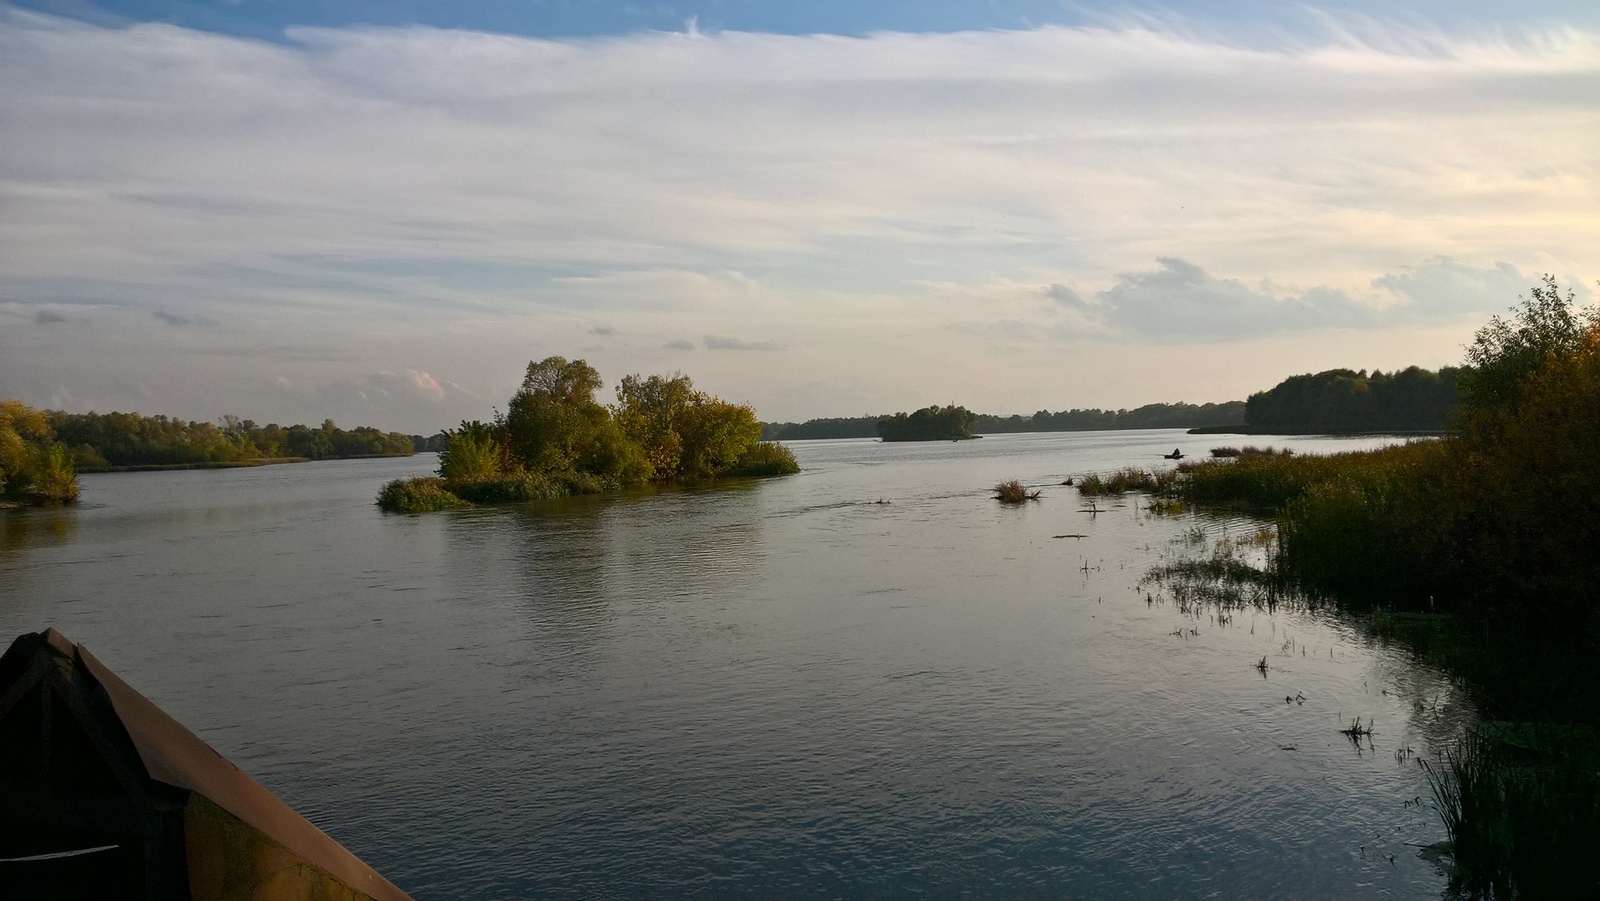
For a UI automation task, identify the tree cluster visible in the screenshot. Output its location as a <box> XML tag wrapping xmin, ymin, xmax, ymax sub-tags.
<box><xmin>48</xmin><ymin>412</ymin><xmax>416</xmax><ymax>469</ymax></box>
<box><xmin>1243</xmin><ymin>366</ymin><xmax>1461</xmax><ymax>433</ymax></box>
<box><xmin>0</xmin><ymin>401</ymin><xmax>78</xmax><ymax>505</ymax></box>
<box><xmin>762</xmin><ymin>401</ymin><xmax>1245</xmax><ymax>441</ymax></box>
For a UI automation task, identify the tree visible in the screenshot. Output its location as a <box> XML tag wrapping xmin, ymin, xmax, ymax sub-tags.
<box><xmin>1461</xmin><ymin>276</ymin><xmax>1597</xmax><ymax>413</ymax></box>
<box><xmin>504</xmin><ymin>357</ymin><xmax>618</xmax><ymax>475</ymax></box>
<box><xmin>614</xmin><ymin>372</ymin><xmax>762</xmax><ymax>479</ymax></box>
<box><xmin>0</xmin><ymin>401</ymin><xmax>78</xmax><ymax>504</ymax></box>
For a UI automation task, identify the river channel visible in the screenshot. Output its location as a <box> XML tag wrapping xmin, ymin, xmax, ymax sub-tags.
<box><xmin>0</xmin><ymin>429</ymin><xmax>1468</xmax><ymax>898</ymax></box>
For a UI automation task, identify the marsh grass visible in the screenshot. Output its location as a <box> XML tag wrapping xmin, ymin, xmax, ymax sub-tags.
<box><xmin>1075</xmin><ymin>467</ymin><xmax>1177</xmax><ymax>497</ymax></box>
<box><xmin>1427</xmin><ymin>727</ymin><xmax>1600</xmax><ymax>898</ymax></box>
<box><xmin>994</xmin><ymin>480</ymin><xmax>1041</xmax><ymax>503</ymax></box>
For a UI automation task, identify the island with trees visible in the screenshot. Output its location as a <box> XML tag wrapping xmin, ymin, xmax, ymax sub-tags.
<box><xmin>378</xmin><ymin>357</ymin><xmax>799</xmax><ymax>512</ymax></box>
<box><xmin>877</xmin><ymin>405</ymin><xmax>978</xmax><ymax>442</ymax></box>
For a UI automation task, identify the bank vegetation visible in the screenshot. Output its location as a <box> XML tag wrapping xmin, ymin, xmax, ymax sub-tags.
<box><xmin>1080</xmin><ymin>277</ymin><xmax>1600</xmax><ymax>897</ymax></box>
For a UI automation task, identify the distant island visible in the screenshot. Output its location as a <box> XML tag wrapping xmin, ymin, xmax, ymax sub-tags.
<box><xmin>878</xmin><ymin>405</ymin><xmax>978</xmax><ymax>442</ymax></box>
<box><xmin>766</xmin><ymin>370</ymin><xmax>1462</xmax><ymax>442</ymax></box>
<box><xmin>763</xmin><ymin>400</ymin><xmax>1247</xmax><ymax>441</ymax></box>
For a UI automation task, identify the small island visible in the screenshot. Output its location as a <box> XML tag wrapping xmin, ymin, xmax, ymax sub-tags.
<box><xmin>378</xmin><ymin>357</ymin><xmax>799</xmax><ymax>512</ymax></box>
<box><xmin>877</xmin><ymin>405</ymin><xmax>979</xmax><ymax>442</ymax></box>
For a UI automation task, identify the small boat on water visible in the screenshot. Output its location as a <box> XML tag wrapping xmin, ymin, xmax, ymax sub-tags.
<box><xmin>1163</xmin><ymin>448</ymin><xmax>1185</xmax><ymax>460</ymax></box>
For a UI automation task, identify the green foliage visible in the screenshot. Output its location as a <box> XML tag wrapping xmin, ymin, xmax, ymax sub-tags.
<box><xmin>504</xmin><ymin>357</ymin><xmax>614</xmax><ymax>475</ymax></box>
<box><xmin>448</xmin><ymin>473</ymin><xmax>566</xmax><ymax>503</ymax></box>
<box><xmin>613</xmin><ymin>372</ymin><xmax>763</xmax><ymax>479</ymax></box>
<box><xmin>727</xmin><ymin>442</ymin><xmax>800</xmax><ymax>476</ymax></box>
<box><xmin>376</xmin><ymin>477</ymin><xmax>469</xmax><ymax>513</ymax></box>
<box><xmin>878</xmin><ymin>405</ymin><xmax>977</xmax><ymax>442</ymax></box>
<box><xmin>438</xmin><ymin>424</ymin><xmax>504</xmax><ymax>482</ymax></box>
<box><xmin>0</xmin><ymin>401</ymin><xmax>79</xmax><ymax>505</ymax></box>
<box><xmin>1461</xmin><ymin>275</ymin><xmax>1598</xmax><ymax>413</ymax></box>
<box><xmin>1244</xmin><ymin>366</ymin><xmax>1462</xmax><ymax>433</ymax></box>
<box><xmin>48</xmin><ymin>410</ymin><xmax>414</xmax><ymax>468</ymax></box>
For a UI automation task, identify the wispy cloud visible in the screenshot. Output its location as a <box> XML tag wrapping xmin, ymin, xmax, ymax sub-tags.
<box><xmin>152</xmin><ymin>309</ymin><xmax>213</xmax><ymax>327</ymax></box>
<box><xmin>704</xmin><ymin>335</ymin><xmax>785</xmax><ymax>351</ymax></box>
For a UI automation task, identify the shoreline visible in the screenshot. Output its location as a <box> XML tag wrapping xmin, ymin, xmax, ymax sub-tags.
<box><xmin>81</xmin><ymin>453</ymin><xmax>416</xmax><ymax>473</ymax></box>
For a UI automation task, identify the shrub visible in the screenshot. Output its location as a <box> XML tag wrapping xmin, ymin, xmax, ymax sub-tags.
<box><xmin>439</xmin><ymin>429</ymin><xmax>503</xmax><ymax>482</ymax></box>
<box><xmin>727</xmin><ymin>442</ymin><xmax>800</xmax><ymax>476</ymax></box>
<box><xmin>377</xmin><ymin>477</ymin><xmax>468</xmax><ymax>513</ymax></box>
<box><xmin>448</xmin><ymin>473</ymin><xmax>564</xmax><ymax>503</ymax></box>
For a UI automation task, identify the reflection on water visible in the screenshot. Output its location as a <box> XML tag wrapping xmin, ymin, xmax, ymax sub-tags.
<box><xmin>0</xmin><ymin>433</ymin><xmax>1466</xmax><ymax>898</ymax></box>
<box><xmin>0</xmin><ymin>507</ymin><xmax>79</xmax><ymax>559</ymax></box>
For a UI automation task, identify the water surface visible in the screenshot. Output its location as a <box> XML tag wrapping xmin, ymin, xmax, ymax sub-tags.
<box><xmin>0</xmin><ymin>430</ymin><xmax>1465</xmax><ymax>898</ymax></box>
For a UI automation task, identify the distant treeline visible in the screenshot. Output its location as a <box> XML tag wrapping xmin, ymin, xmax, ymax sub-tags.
<box><xmin>762</xmin><ymin>400</ymin><xmax>1246</xmax><ymax>441</ymax></box>
<box><xmin>47</xmin><ymin>411</ymin><xmax>427</xmax><ymax>470</ymax></box>
<box><xmin>1241</xmin><ymin>366</ymin><xmax>1461</xmax><ymax>433</ymax></box>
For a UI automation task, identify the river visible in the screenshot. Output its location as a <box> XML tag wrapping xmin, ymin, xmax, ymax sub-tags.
<box><xmin>0</xmin><ymin>430</ymin><xmax>1467</xmax><ymax>898</ymax></box>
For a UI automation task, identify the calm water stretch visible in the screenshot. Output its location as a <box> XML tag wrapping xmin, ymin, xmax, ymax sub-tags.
<box><xmin>1</xmin><ymin>430</ymin><xmax>1469</xmax><ymax>898</ymax></box>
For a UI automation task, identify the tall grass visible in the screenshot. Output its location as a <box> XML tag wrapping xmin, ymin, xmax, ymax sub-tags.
<box><xmin>1075</xmin><ymin>467</ymin><xmax>1177</xmax><ymax>496</ymax></box>
<box><xmin>1427</xmin><ymin>727</ymin><xmax>1600</xmax><ymax>898</ymax></box>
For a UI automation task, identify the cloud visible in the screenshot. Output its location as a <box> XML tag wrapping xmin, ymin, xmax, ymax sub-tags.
<box><xmin>34</xmin><ymin>309</ymin><xmax>69</xmax><ymax>324</ymax></box>
<box><xmin>704</xmin><ymin>334</ymin><xmax>786</xmax><ymax>351</ymax></box>
<box><xmin>152</xmin><ymin>309</ymin><xmax>212</xmax><ymax>326</ymax></box>
<box><xmin>1372</xmin><ymin>257</ymin><xmax>1551</xmax><ymax>317</ymax></box>
<box><xmin>1043</xmin><ymin>284</ymin><xmax>1088</xmax><ymax>309</ymax></box>
<box><xmin>588</xmin><ymin>324</ymin><xmax>617</xmax><ymax>335</ymax></box>
<box><xmin>1090</xmin><ymin>257</ymin><xmax>1379</xmax><ymax>341</ymax></box>
<box><xmin>664</xmin><ymin>339</ymin><xmax>695</xmax><ymax>350</ymax></box>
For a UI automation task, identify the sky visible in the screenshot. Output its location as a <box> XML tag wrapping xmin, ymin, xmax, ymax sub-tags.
<box><xmin>1</xmin><ymin>1</ymin><xmax>1596</xmax><ymax>433</ymax></box>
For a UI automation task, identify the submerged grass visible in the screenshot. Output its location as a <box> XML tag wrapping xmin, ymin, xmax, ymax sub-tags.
<box><xmin>994</xmin><ymin>480</ymin><xmax>1041</xmax><ymax>503</ymax></box>
<box><xmin>1075</xmin><ymin>467</ymin><xmax>1177</xmax><ymax>496</ymax></box>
